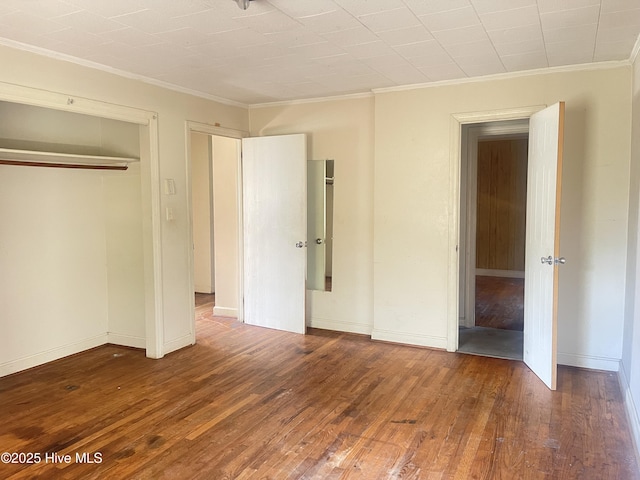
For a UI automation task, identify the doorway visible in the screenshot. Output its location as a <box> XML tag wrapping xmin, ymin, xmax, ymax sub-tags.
<box><xmin>187</xmin><ymin>128</ymin><xmax>311</xmax><ymax>339</ymax></box>
<box><xmin>191</xmin><ymin>131</ymin><xmax>217</xmax><ymax>322</ymax></box>
<box><xmin>450</xmin><ymin>103</ymin><xmax>564</xmax><ymax>389</ymax></box>
<box><xmin>186</xmin><ymin>122</ymin><xmax>245</xmax><ymax>342</ymax></box>
<box><xmin>458</xmin><ymin>120</ymin><xmax>529</xmax><ymax>360</ymax></box>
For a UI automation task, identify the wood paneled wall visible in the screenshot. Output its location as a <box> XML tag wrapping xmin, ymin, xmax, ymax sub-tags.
<box><xmin>476</xmin><ymin>138</ymin><xmax>528</xmax><ymax>272</ymax></box>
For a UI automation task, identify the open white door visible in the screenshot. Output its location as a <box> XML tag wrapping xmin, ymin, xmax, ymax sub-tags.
<box><xmin>523</xmin><ymin>102</ymin><xmax>565</xmax><ymax>390</ymax></box>
<box><xmin>242</xmin><ymin>133</ymin><xmax>307</xmax><ymax>334</ymax></box>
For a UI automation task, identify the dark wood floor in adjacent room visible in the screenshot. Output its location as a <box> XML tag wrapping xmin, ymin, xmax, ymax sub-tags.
<box><xmin>475</xmin><ymin>275</ymin><xmax>524</xmax><ymax>331</ymax></box>
<box><xmin>1</xmin><ymin>298</ymin><xmax>638</xmax><ymax>479</ymax></box>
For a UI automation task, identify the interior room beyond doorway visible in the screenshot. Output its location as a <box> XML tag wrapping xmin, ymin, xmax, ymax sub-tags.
<box><xmin>189</xmin><ymin>127</ymin><xmax>242</xmax><ymax>343</ymax></box>
<box><xmin>458</xmin><ymin>121</ymin><xmax>529</xmax><ymax>361</ymax></box>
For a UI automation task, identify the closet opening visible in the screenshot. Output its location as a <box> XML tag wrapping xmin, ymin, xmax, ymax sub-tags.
<box><xmin>0</xmin><ymin>92</ymin><xmax>162</xmax><ymax>377</ymax></box>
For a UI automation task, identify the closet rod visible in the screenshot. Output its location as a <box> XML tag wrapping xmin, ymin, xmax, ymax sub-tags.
<box><xmin>0</xmin><ymin>159</ymin><xmax>128</xmax><ymax>171</ymax></box>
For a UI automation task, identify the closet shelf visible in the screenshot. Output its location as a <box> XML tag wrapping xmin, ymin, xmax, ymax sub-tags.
<box><xmin>0</xmin><ymin>147</ymin><xmax>139</xmax><ymax>170</ymax></box>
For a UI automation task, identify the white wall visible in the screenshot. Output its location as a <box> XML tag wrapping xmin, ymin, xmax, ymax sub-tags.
<box><xmin>212</xmin><ymin>135</ymin><xmax>239</xmax><ymax>317</ymax></box>
<box><xmin>249</xmin><ymin>96</ymin><xmax>375</xmax><ymax>334</ymax></box>
<box><xmin>373</xmin><ymin>66</ymin><xmax>632</xmax><ymax>369</ymax></box>
<box><xmin>0</xmin><ymin>166</ymin><xmax>109</xmax><ymax>375</ymax></box>
<box><xmin>0</xmin><ymin>43</ymin><xmax>249</xmax><ymax>365</ymax></box>
<box><xmin>104</xmin><ymin>162</ymin><xmax>146</xmax><ymax>348</ymax></box>
<box><xmin>192</xmin><ymin>132</ymin><xmax>214</xmax><ymax>294</ymax></box>
<box><xmin>622</xmin><ymin>53</ymin><xmax>640</xmax><ymax>457</ymax></box>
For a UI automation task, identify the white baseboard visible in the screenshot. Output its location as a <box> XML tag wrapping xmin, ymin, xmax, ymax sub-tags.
<box><xmin>107</xmin><ymin>333</ymin><xmax>146</xmax><ymax>349</ymax></box>
<box><xmin>557</xmin><ymin>352</ymin><xmax>620</xmax><ymax>371</ymax></box>
<box><xmin>618</xmin><ymin>363</ymin><xmax>640</xmax><ymax>462</ymax></box>
<box><xmin>163</xmin><ymin>333</ymin><xmax>195</xmax><ymax>355</ymax></box>
<box><xmin>371</xmin><ymin>328</ymin><xmax>448</xmax><ymax>350</ymax></box>
<box><xmin>213</xmin><ymin>306</ymin><xmax>237</xmax><ymax>317</ymax></box>
<box><xmin>476</xmin><ymin>268</ymin><xmax>525</xmax><ymax>279</ymax></box>
<box><xmin>0</xmin><ymin>334</ymin><xmax>108</xmax><ymax>378</ymax></box>
<box><xmin>308</xmin><ymin>317</ymin><xmax>372</xmax><ymax>336</ymax></box>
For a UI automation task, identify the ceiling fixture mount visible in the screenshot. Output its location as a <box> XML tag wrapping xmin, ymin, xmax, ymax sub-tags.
<box><xmin>235</xmin><ymin>0</ymin><xmax>252</xmax><ymax>10</ymax></box>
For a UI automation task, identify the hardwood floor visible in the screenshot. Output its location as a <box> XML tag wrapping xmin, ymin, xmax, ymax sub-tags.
<box><xmin>195</xmin><ymin>292</ymin><xmax>215</xmax><ymax>307</ymax></box>
<box><xmin>1</xmin><ymin>302</ymin><xmax>638</xmax><ymax>479</ymax></box>
<box><xmin>475</xmin><ymin>276</ymin><xmax>524</xmax><ymax>331</ymax></box>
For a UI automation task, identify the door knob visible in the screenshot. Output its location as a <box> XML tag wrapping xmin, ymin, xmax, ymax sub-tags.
<box><xmin>295</xmin><ymin>241</ymin><xmax>307</xmax><ymax>248</ymax></box>
<box><xmin>315</xmin><ymin>238</ymin><xmax>324</xmax><ymax>245</ymax></box>
<box><xmin>541</xmin><ymin>255</ymin><xmax>566</xmax><ymax>265</ymax></box>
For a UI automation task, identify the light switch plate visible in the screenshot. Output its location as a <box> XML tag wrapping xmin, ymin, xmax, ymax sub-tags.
<box><xmin>164</xmin><ymin>178</ymin><xmax>176</xmax><ymax>195</ymax></box>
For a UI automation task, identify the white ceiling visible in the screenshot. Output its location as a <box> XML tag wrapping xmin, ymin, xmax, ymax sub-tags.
<box><xmin>0</xmin><ymin>0</ymin><xmax>639</xmax><ymax>106</ymax></box>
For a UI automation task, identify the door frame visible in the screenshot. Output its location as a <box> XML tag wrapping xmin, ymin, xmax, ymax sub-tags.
<box><xmin>185</xmin><ymin>121</ymin><xmax>248</xmax><ymax>344</ymax></box>
<box><xmin>448</xmin><ymin>105</ymin><xmax>546</xmax><ymax>352</ymax></box>
<box><xmin>460</xmin><ymin>121</ymin><xmax>529</xmax><ymax>329</ymax></box>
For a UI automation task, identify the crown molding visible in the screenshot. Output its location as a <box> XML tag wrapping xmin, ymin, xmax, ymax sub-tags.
<box><xmin>250</xmin><ymin>59</ymin><xmax>633</xmax><ymax>107</ymax></box>
<box><xmin>249</xmin><ymin>91</ymin><xmax>374</xmax><ymax>109</ymax></box>
<box><xmin>372</xmin><ymin>60</ymin><xmax>631</xmax><ymax>95</ymax></box>
<box><xmin>2</xmin><ymin>36</ymin><xmax>637</xmax><ymax>110</ymax></box>
<box><xmin>0</xmin><ymin>38</ymin><xmax>249</xmax><ymax>109</ymax></box>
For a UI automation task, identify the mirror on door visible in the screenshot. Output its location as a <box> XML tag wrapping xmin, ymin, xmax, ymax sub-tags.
<box><xmin>307</xmin><ymin>159</ymin><xmax>334</xmax><ymax>291</ymax></box>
